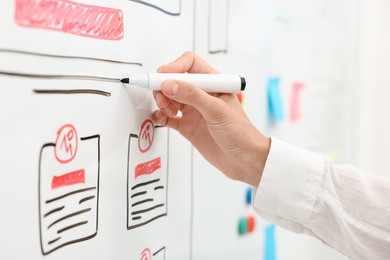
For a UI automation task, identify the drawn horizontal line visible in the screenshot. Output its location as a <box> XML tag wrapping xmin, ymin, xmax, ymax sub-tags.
<box><xmin>57</xmin><ymin>221</ymin><xmax>89</xmax><ymax>234</ymax></box>
<box><xmin>131</xmin><ymin>191</ymin><xmax>147</xmax><ymax>198</ymax></box>
<box><xmin>0</xmin><ymin>49</ymin><xmax>143</xmax><ymax>66</ymax></box>
<box><xmin>46</xmin><ymin>187</ymin><xmax>96</xmax><ymax>204</ymax></box>
<box><xmin>48</xmin><ymin>237</ymin><xmax>61</xmax><ymax>245</ymax></box>
<box><xmin>0</xmin><ymin>70</ymin><xmax>120</xmax><ymax>83</ymax></box>
<box><xmin>131</xmin><ymin>179</ymin><xmax>160</xmax><ymax>190</ymax></box>
<box><xmin>128</xmin><ymin>0</ymin><xmax>181</xmax><ymax>16</ymax></box>
<box><xmin>48</xmin><ymin>208</ymin><xmax>91</xmax><ymax>229</ymax></box>
<box><xmin>33</xmin><ymin>89</ymin><xmax>111</xmax><ymax>97</ymax></box>
<box><xmin>131</xmin><ymin>203</ymin><xmax>164</xmax><ymax>215</ymax></box>
<box><xmin>208</xmin><ymin>50</ymin><xmax>228</xmax><ymax>54</ymax></box>
<box><xmin>132</xmin><ymin>216</ymin><xmax>141</xmax><ymax>221</ymax></box>
<box><xmin>131</xmin><ymin>198</ymin><xmax>153</xmax><ymax>207</ymax></box>
<box><xmin>79</xmin><ymin>195</ymin><xmax>96</xmax><ymax>204</ymax></box>
<box><xmin>128</xmin><ymin>213</ymin><xmax>166</xmax><ymax>230</ymax></box>
<box><xmin>154</xmin><ymin>186</ymin><xmax>164</xmax><ymax>190</ymax></box>
<box><xmin>80</xmin><ymin>135</ymin><xmax>100</xmax><ymax>141</ymax></box>
<box><xmin>44</xmin><ymin>206</ymin><xmax>65</xmax><ymax>218</ymax></box>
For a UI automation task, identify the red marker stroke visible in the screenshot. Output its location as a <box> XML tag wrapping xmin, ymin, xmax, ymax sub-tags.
<box><xmin>135</xmin><ymin>157</ymin><xmax>161</xmax><ymax>179</ymax></box>
<box><xmin>15</xmin><ymin>0</ymin><xmax>124</xmax><ymax>40</ymax></box>
<box><xmin>52</xmin><ymin>169</ymin><xmax>85</xmax><ymax>189</ymax></box>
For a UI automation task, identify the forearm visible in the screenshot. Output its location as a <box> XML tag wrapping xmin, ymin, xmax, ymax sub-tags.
<box><xmin>253</xmin><ymin>138</ymin><xmax>390</xmax><ymax>259</ymax></box>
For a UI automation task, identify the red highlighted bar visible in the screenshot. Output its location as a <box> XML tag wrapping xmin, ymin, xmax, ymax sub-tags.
<box><xmin>135</xmin><ymin>157</ymin><xmax>161</xmax><ymax>179</ymax></box>
<box><xmin>15</xmin><ymin>0</ymin><xmax>124</xmax><ymax>40</ymax></box>
<box><xmin>52</xmin><ymin>169</ymin><xmax>85</xmax><ymax>189</ymax></box>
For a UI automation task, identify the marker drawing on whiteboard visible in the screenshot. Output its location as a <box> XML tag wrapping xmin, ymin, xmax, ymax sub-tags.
<box><xmin>208</xmin><ymin>0</ymin><xmax>230</xmax><ymax>54</ymax></box>
<box><xmin>121</xmin><ymin>73</ymin><xmax>246</xmax><ymax>93</ymax></box>
<box><xmin>38</xmin><ymin>125</ymin><xmax>101</xmax><ymax>255</ymax></box>
<box><xmin>33</xmin><ymin>89</ymin><xmax>111</xmax><ymax>97</ymax></box>
<box><xmin>127</xmin><ymin>122</ymin><xmax>169</xmax><ymax>230</ymax></box>
<box><xmin>15</xmin><ymin>0</ymin><xmax>124</xmax><ymax>40</ymax></box>
<box><xmin>128</xmin><ymin>0</ymin><xmax>181</xmax><ymax>16</ymax></box>
<box><xmin>0</xmin><ymin>70</ymin><xmax>120</xmax><ymax>83</ymax></box>
<box><xmin>0</xmin><ymin>49</ymin><xmax>143</xmax><ymax>66</ymax></box>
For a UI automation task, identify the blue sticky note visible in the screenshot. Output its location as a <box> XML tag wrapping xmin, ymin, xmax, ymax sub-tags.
<box><xmin>267</xmin><ymin>77</ymin><xmax>284</xmax><ymax>121</ymax></box>
<box><xmin>264</xmin><ymin>224</ymin><xmax>277</xmax><ymax>260</ymax></box>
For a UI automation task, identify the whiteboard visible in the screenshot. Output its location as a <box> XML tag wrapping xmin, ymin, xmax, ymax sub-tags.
<box><xmin>1</xmin><ymin>0</ymin><xmax>358</xmax><ymax>259</ymax></box>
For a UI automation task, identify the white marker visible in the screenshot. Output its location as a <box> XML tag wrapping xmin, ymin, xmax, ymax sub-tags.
<box><xmin>120</xmin><ymin>73</ymin><xmax>246</xmax><ymax>93</ymax></box>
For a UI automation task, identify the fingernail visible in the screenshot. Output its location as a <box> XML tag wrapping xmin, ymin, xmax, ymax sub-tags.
<box><xmin>155</xmin><ymin>92</ymin><xmax>163</xmax><ymax>105</ymax></box>
<box><xmin>164</xmin><ymin>82</ymin><xmax>178</xmax><ymax>96</ymax></box>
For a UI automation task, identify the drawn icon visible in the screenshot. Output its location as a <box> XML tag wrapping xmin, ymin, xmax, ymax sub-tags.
<box><xmin>38</xmin><ymin>124</ymin><xmax>100</xmax><ymax>255</ymax></box>
<box><xmin>140</xmin><ymin>247</ymin><xmax>166</xmax><ymax>260</ymax></box>
<box><xmin>127</xmin><ymin>121</ymin><xmax>169</xmax><ymax>230</ymax></box>
<box><xmin>138</xmin><ymin>119</ymin><xmax>155</xmax><ymax>153</ymax></box>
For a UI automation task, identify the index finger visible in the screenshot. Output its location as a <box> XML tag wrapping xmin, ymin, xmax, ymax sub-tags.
<box><xmin>157</xmin><ymin>51</ymin><xmax>219</xmax><ymax>74</ymax></box>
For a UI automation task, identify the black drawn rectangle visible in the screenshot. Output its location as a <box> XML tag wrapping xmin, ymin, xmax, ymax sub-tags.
<box><xmin>38</xmin><ymin>135</ymin><xmax>100</xmax><ymax>255</ymax></box>
<box><xmin>127</xmin><ymin>127</ymin><xmax>169</xmax><ymax>230</ymax></box>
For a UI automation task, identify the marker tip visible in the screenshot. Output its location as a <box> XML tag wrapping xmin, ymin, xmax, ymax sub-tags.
<box><xmin>120</xmin><ymin>78</ymin><xmax>129</xmax><ymax>84</ymax></box>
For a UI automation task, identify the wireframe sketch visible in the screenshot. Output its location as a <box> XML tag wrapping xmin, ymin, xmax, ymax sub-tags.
<box><xmin>127</xmin><ymin>120</ymin><xmax>169</xmax><ymax>230</ymax></box>
<box><xmin>38</xmin><ymin>124</ymin><xmax>100</xmax><ymax>255</ymax></box>
<box><xmin>208</xmin><ymin>0</ymin><xmax>229</xmax><ymax>54</ymax></box>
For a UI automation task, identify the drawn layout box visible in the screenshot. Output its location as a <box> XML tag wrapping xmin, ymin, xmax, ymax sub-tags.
<box><xmin>127</xmin><ymin>121</ymin><xmax>169</xmax><ymax>230</ymax></box>
<box><xmin>38</xmin><ymin>125</ymin><xmax>100</xmax><ymax>255</ymax></box>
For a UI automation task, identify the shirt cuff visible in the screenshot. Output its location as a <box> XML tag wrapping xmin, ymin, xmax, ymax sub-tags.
<box><xmin>253</xmin><ymin>137</ymin><xmax>327</xmax><ymax>224</ymax></box>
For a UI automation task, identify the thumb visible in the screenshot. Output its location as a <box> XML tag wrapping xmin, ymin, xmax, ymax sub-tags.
<box><xmin>161</xmin><ymin>79</ymin><xmax>221</xmax><ymax>120</ymax></box>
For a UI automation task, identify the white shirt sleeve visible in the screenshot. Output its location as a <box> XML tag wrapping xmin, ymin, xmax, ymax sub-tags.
<box><xmin>253</xmin><ymin>138</ymin><xmax>390</xmax><ymax>260</ymax></box>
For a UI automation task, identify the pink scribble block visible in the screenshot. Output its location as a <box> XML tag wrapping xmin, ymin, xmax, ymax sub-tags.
<box><xmin>15</xmin><ymin>0</ymin><xmax>124</xmax><ymax>40</ymax></box>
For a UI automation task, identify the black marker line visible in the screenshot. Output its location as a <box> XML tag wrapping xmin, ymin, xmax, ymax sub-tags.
<box><xmin>44</xmin><ymin>206</ymin><xmax>65</xmax><ymax>218</ymax></box>
<box><xmin>131</xmin><ymin>179</ymin><xmax>160</xmax><ymax>190</ymax></box>
<box><xmin>43</xmin><ymin>232</ymin><xmax>98</xmax><ymax>255</ymax></box>
<box><xmin>131</xmin><ymin>191</ymin><xmax>147</xmax><ymax>198</ymax></box>
<box><xmin>132</xmin><ymin>216</ymin><xmax>141</xmax><ymax>221</ymax></box>
<box><xmin>128</xmin><ymin>0</ymin><xmax>181</xmax><ymax>16</ymax></box>
<box><xmin>130</xmin><ymin>133</ymin><xmax>138</xmax><ymax>138</ymax></box>
<box><xmin>47</xmin><ymin>208</ymin><xmax>91</xmax><ymax>229</ymax></box>
<box><xmin>0</xmin><ymin>49</ymin><xmax>143</xmax><ymax>66</ymax></box>
<box><xmin>80</xmin><ymin>135</ymin><xmax>101</xmax><ymax>141</ymax></box>
<box><xmin>45</xmin><ymin>187</ymin><xmax>96</xmax><ymax>204</ymax></box>
<box><xmin>153</xmin><ymin>246</ymin><xmax>166</xmax><ymax>256</ymax></box>
<box><xmin>131</xmin><ymin>198</ymin><xmax>153</xmax><ymax>207</ymax></box>
<box><xmin>79</xmin><ymin>195</ymin><xmax>96</xmax><ymax>204</ymax></box>
<box><xmin>154</xmin><ymin>186</ymin><xmax>164</xmax><ymax>190</ymax></box>
<box><xmin>57</xmin><ymin>221</ymin><xmax>88</xmax><ymax>234</ymax></box>
<box><xmin>48</xmin><ymin>237</ymin><xmax>61</xmax><ymax>245</ymax></box>
<box><xmin>0</xmin><ymin>70</ymin><xmax>120</xmax><ymax>83</ymax></box>
<box><xmin>131</xmin><ymin>203</ymin><xmax>164</xmax><ymax>215</ymax></box>
<box><xmin>33</xmin><ymin>89</ymin><xmax>111</xmax><ymax>97</ymax></box>
<box><xmin>127</xmin><ymin>213</ymin><xmax>166</xmax><ymax>230</ymax></box>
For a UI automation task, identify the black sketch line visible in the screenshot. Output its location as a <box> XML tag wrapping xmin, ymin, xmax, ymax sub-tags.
<box><xmin>47</xmin><ymin>208</ymin><xmax>91</xmax><ymax>229</ymax></box>
<box><xmin>45</xmin><ymin>187</ymin><xmax>97</xmax><ymax>204</ymax></box>
<box><xmin>131</xmin><ymin>198</ymin><xmax>154</xmax><ymax>207</ymax></box>
<box><xmin>48</xmin><ymin>237</ymin><xmax>61</xmax><ymax>245</ymax></box>
<box><xmin>0</xmin><ymin>70</ymin><xmax>120</xmax><ymax>83</ymax></box>
<box><xmin>153</xmin><ymin>246</ymin><xmax>166</xmax><ymax>256</ymax></box>
<box><xmin>33</xmin><ymin>89</ymin><xmax>111</xmax><ymax>97</ymax></box>
<box><xmin>79</xmin><ymin>195</ymin><xmax>96</xmax><ymax>204</ymax></box>
<box><xmin>131</xmin><ymin>191</ymin><xmax>147</xmax><ymax>198</ymax></box>
<box><xmin>44</xmin><ymin>206</ymin><xmax>65</xmax><ymax>217</ymax></box>
<box><xmin>131</xmin><ymin>203</ymin><xmax>165</xmax><ymax>215</ymax></box>
<box><xmin>0</xmin><ymin>49</ymin><xmax>143</xmax><ymax>66</ymax></box>
<box><xmin>207</xmin><ymin>0</ymin><xmax>230</xmax><ymax>54</ymax></box>
<box><xmin>132</xmin><ymin>216</ymin><xmax>141</xmax><ymax>221</ymax></box>
<box><xmin>131</xmin><ymin>179</ymin><xmax>160</xmax><ymax>190</ymax></box>
<box><xmin>57</xmin><ymin>221</ymin><xmax>89</xmax><ymax>234</ymax></box>
<box><xmin>128</xmin><ymin>0</ymin><xmax>181</xmax><ymax>16</ymax></box>
<box><xmin>154</xmin><ymin>186</ymin><xmax>164</xmax><ymax>190</ymax></box>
